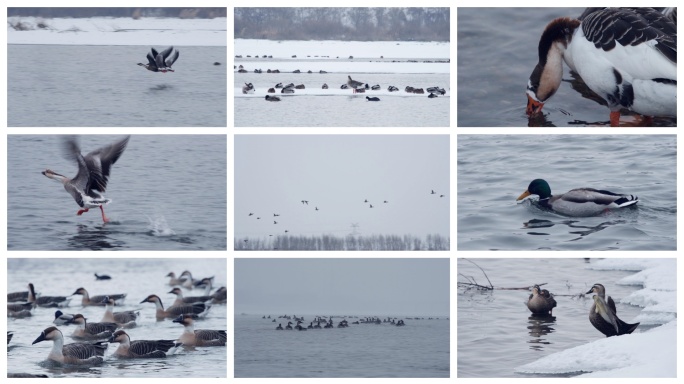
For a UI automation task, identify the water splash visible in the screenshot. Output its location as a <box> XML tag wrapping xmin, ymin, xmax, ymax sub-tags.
<box><xmin>146</xmin><ymin>214</ymin><xmax>176</xmax><ymax>236</ymax></box>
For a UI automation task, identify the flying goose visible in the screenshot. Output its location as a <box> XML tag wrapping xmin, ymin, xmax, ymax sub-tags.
<box><xmin>137</xmin><ymin>46</ymin><xmax>180</xmax><ymax>73</ymax></box>
<box><xmin>173</xmin><ymin>314</ymin><xmax>227</xmax><ymax>347</ymax></box>
<box><xmin>42</xmin><ymin>136</ymin><xmax>130</xmax><ymax>223</ymax></box>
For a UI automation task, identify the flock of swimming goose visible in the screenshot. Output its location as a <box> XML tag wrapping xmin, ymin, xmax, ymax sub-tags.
<box><xmin>527</xmin><ymin>7</ymin><xmax>676</xmax><ymax>126</ymax></box>
<box><xmin>7</xmin><ymin>270</ymin><xmax>226</xmax><ymax>367</ymax></box>
<box><xmin>267</xmin><ymin>315</ymin><xmax>413</xmax><ymax>331</ymax></box>
<box><xmin>239</xmin><ymin>70</ymin><xmax>447</xmax><ymax>102</ymax></box>
<box><xmin>527</xmin><ymin>283</ymin><xmax>639</xmax><ymax>337</ymax></box>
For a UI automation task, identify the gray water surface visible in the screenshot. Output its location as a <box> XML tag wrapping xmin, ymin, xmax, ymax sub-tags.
<box><xmin>235</xmin><ymin>62</ymin><xmax>449</xmax><ymax>127</ymax></box>
<box><xmin>457</xmin><ymin>258</ymin><xmax>646</xmax><ymax>378</ymax></box>
<box><xmin>8</xmin><ymin>135</ymin><xmax>227</xmax><ymax>250</ymax></box>
<box><xmin>457</xmin><ymin>135</ymin><xmax>676</xmax><ymax>250</ymax></box>
<box><xmin>457</xmin><ymin>8</ymin><xmax>676</xmax><ymax>127</ymax></box>
<box><xmin>7</xmin><ymin>258</ymin><xmax>227</xmax><ymax>378</ymax></box>
<box><xmin>235</xmin><ymin>314</ymin><xmax>449</xmax><ymax>377</ymax></box>
<box><xmin>8</xmin><ymin>45</ymin><xmax>227</xmax><ymax>127</ymax></box>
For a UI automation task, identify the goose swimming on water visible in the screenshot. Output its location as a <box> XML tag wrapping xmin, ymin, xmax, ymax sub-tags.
<box><xmin>32</xmin><ymin>327</ymin><xmax>107</xmax><ymax>365</ymax></box>
<box><xmin>42</xmin><ymin>136</ymin><xmax>130</xmax><ymax>223</ymax></box>
<box><xmin>108</xmin><ymin>330</ymin><xmax>177</xmax><ymax>358</ymax></box>
<box><xmin>173</xmin><ymin>314</ymin><xmax>226</xmax><ymax>346</ymax></box>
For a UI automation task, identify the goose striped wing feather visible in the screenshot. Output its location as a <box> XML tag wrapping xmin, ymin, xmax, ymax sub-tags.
<box><xmin>195</xmin><ymin>330</ymin><xmax>227</xmax><ymax>346</ymax></box>
<box><xmin>581</xmin><ymin>8</ymin><xmax>676</xmax><ymax>63</ymax></box>
<box><xmin>129</xmin><ymin>340</ymin><xmax>175</xmax><ymax>357</ymax></box>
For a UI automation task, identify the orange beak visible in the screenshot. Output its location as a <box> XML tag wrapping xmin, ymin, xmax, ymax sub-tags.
<box><xmin>517</xmin><ymin>190</ymin><xmax>531</xmax><ymax>201</ymax></box>
<box><xmin>526</xmin><ymin>94</ymin><xmax>544</xmax><ymax>116</ymax></box>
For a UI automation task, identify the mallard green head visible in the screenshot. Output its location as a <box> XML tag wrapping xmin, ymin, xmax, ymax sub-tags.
<box><xmin>517</xmin><ymin>179</ymin><xmax>552</xmax><ymax>200</ymax></box>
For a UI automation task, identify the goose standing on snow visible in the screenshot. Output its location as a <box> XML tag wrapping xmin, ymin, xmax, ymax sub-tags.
<box><xmin>517</xmin><ymin>179</ymin><xmax>638</xmax><ymax>217</ymax></box>
<box><xmin>32</xmin><ymin>327</ymin><xmax>107</xmax><ymax>365</ymax></box>
<box><xmin>42</xmin><ymin>136</ymin><xmax>130</xmax><ymax>223</ymax></box>
<box><xmin>526</xmin><ymin>8</ymin><xmax>676</xmax><ymax>126</ymax></box>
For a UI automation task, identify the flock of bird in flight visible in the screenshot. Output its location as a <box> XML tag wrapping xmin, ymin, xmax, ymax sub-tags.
<box><xmin>244</xmin><ymin>189</ymin><xmax>446</xmax><ymax>238</ymax></box>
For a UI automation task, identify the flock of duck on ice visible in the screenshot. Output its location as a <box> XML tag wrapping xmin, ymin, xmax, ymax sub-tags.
<box><xmin>7</xmin><ymin>270</ymin><xmax>226</xmax><ymax>376</ymax></box>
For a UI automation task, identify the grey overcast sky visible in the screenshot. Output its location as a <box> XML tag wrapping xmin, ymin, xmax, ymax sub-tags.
<box><xmin>235</xmin><ymin>258</ymin><xmax>449</xmax><ymax>316</ymax></box>
<box><xmin>234</xmin><ymin>135</ymin><xmax>449</xmax><ymax>239</ymax></box>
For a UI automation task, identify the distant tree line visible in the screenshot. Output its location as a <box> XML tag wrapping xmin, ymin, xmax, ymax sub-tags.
<box><xmin>235</xmin><ymin>234</ymin><xmax>450</xmax><ymax>251</ymax></box>
<box><xmin>235</xmin><ymin>7</ymin><xmax>449</xmax><ymax>41</ymax></box>
<box><xmin>8</xmin><ymin>7</ymin><xmax>226</xmax><ymax>19</ymax></box>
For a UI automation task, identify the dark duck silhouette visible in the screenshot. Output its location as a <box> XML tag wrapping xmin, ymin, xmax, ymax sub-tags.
<box><xmin>137</xmin><ymin>46</ymin><xmax>180</xmax><ymax>73</ymax></box>
<box><xmin>586</xmin><ymin>283</ymin><xmax>639</xmax><ymax>337</ymax></box>
<box><xmin>42</xmin><ymin>136</ymin><xmax>130</xmax><ymax>223</ymax></box>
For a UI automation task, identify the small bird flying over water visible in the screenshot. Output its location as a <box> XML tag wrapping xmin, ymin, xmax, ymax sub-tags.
<box><xmin>42</xmin><ymin>136</ymin><xmax>130</xmax><ymax>223</ymax></box>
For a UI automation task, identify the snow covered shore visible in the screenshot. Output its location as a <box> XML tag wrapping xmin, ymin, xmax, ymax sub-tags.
<box><xmin>515</xmin><ymin>258</ymin><xmax>676</xmax><ymax>377</ymax></box>
<box><xmin>7</xmin><ymin>16</ymin><xmax>226</xmax><ymax>46</ymax></box>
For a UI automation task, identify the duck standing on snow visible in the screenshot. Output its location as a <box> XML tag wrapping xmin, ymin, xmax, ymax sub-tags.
<box><xmin>516</xmin><ymin>179</ymin><xmax>638</xmax><ymax>217</ymax></box>
<box><xmin>526</xmin><ymin>8</ymin><xmax>676</xmax><ymax>126</ymax></box>
<box><xmin>137</xmin><ymin>46</ymin><xmax>180</xmax><ymax>73</ymax></box>
<box><xmin>42</xmin><ymin>136</ymin><xmax>130</xmax><ymax>223</ymax></box>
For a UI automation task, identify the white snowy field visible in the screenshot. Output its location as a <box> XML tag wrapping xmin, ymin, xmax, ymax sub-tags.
<box><xmin>515</xmin><ymin>259</ymin><xmax>677</xmax><ymax>378</ymax></box>
<box><xmin>7</xmin><ymin>16</ymin><xmax>227</xmax><ymax>46</ymax></box>
<box><xmin>235</xmin><ymin>38</ymin><xmax>450</xmax><ymax>60</ymax></box>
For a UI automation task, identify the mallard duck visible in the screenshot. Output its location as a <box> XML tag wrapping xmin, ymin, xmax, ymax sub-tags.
<box><xmin>526</xmin><ymin>285</ymin><xmax>557</xmax><ymax>315</ymax></box>
<box><xmin>586</xmin><ymin>283</ymin><xmax>639</xmax><ymax>337</ymax></box>
<box><xmin>517</xmin><ymin>179</ymin><xmax>638</xmax><ymax>216</ymax></box>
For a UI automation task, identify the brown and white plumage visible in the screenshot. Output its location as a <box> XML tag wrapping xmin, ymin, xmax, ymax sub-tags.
<box><xmin>173</xmin><ymin>314</ymin><xmax>226</xmax><ymax>347</ymax></box>
<box><xmin>108</xmin><ymin>330</ymin><xmax>177</xmax><ymax>358</ymax></box>
<box><xmin>527</xmin><ymin>8</ymin><xmax>676</xmax><ymax>126</ymax></box>
<box><xmin>32</xmin><ymin>327</ymin><xmax>107</xmax><ymax>365</ymax></box>
<box><xmin>100</xmin><ymin>296</ymin><xmax>138</xmax><ymax>328</ymax></box>
<box><xmin>168</xmin><ymin>287</ymin><xmax>213</xmax><ymax>307</ymax></box>
<box><xmin>66</xmin><ymin>314</ymin><xmax>118</xmax><ymax>341</ymax></box>
<box><xmin>72</xmin><ymin>287</ymin><xmax>126</xmax><ymax>307</ymax></box>
<box><xmin>140</xmin><ymin>294</ymin><xmax>210</xmax><ymax>320</ymax></box>
<box><xmin>27</xmin><ymin>283</ymin><xmax>71</xmax><ymax>308</ymax></box>
<box><xmin>42</xmin><ymin>136</ymin><xmax>130</xmax><ymax>223</ymax></box>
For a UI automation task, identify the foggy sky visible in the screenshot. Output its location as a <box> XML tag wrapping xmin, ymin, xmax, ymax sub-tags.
<box><xmin>234</xmin><ymin>135</ymin><xmax>450</xmax><ymax>239</ymax></box>
<box><xmin>235</xmin><ymin>258</ymin><xmax>449</xmax><ymax>316</ymax></box>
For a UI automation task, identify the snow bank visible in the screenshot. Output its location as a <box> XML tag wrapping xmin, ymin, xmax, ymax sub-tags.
<box><xmin>235</xmin><ymin>39</ymin><xmax>450</xmax><ymax>60</ymax></box>
<box><xmin>7</xmin><ymin>17</ymin><xmax>227</xmax><ymax>46</ymax></box>
<box><xmin>515</xmin><ymin>320</ymin><xmax>676</xmax><ymax>378</ymax></box>
<box><xmin>235</xmin><ymin>60</ymin><xmax>449</xmax><ymax>74</ymax></box>
<box><xmin>515</xmin><ymin>259</ymin><xmax>676</xmax><ymax>377</ymax></box>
